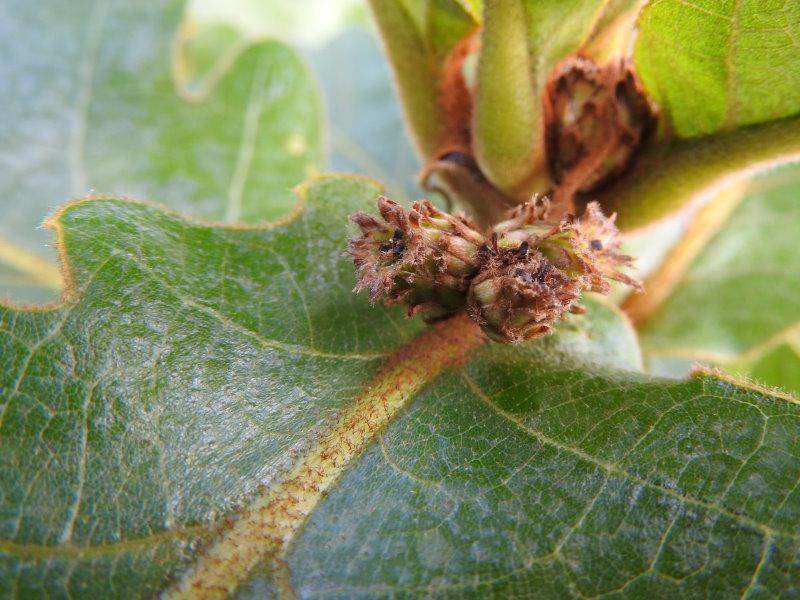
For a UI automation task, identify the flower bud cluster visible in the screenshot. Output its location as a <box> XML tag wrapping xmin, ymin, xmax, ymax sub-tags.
<box><xmin>349</xmin><ymin>196</ymin><xmax>485</xmax><ymax>323</ymax></box>
<box><xmin>349</xmin><ymin>195</ymin><xmax>641</xmax><ymax>343</ymax></box>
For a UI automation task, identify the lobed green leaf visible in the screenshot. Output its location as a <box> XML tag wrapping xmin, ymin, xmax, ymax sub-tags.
<box><xmin>0</xmin><ymin>0</ymin><xmax>322</xmax><ymax>301</ymax></box>
<box><xmin>2</xmin><ymin>177</ymin><xmax>799</xmax><ymax>598</ymax></box>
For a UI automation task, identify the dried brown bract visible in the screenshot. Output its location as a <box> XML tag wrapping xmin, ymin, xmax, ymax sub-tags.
<box><xmin>543</xmin><ymin>56</ymin><xmax>655</xmax><ymax>202</ymax></box>
<box><xmin>349</xmin><ymin>195</ymin><xmax>641</xmax><ymax>343</ymax></box>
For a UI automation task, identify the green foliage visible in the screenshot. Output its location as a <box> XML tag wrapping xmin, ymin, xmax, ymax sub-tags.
<box><xmin>373</xmin><ymin>0</ymin><xmax>800</xmax><ymax>228</ymax></box>
<box><xmin>0</xmin><ymin>178</ymin><xmax>409</xmax><ymax>597</ymax></box>
<box><xmin>0</xmin><ymin>0</ymin><xmax>322</xmax><ymax>301</ymax></box>
<box><xmin>5</xmin><ymin>177</ymin><xmax>799</xmax><ymax>598</ymax></box>
<box><xmin>636</xmin><ymin>0</ymin><xmax>800</xmax><ymax>137</ymax></box>
<box><xmin>639</xmin><ymin>164</ymin><xmax>800</xmax><ymax>395</ymax></box>
<box><xmin>2</xmin><ymin>0</ymin><xmax>800</xmax><ymax>598</ymax></box>
<box><xmin>367</xmin><ymin>0</ymin><xmax>478</xmax><ymax>157</ymax></box>
<box><xmin>602</xmin><ymin>0</ymin><xmax>800</xmax><ymax>228</ymax></box>
<box><xmin>275</xmin><ymin>356</ymin><xmax>800</xmax><ymax>599</ymax></box>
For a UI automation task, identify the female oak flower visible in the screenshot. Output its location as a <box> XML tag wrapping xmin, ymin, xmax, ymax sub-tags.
<box><xmin>467</xmin><ymin>199</ymin><xmax>641</xmax><ymax>342</ymax></box>
<box><xmin>348</xmin><ymin>196</ymin><xmax>485</xmax><ymax>322</ymax></box>
<box><xmin>467</xmin><ymin>240</ymin><xmax>585</xmax><ymax>343</ymax></box>
<box><xmin>493</xmin><ymin>199</ymin><xmax>642</xmax><ymax>295</ymax></box>
<box><xmin>349</xmin><ymin>196</ymin><xmax>641</xmax><ymax>343</ymax></box>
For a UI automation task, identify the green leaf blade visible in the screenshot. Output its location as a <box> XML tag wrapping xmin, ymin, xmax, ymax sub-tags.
<box><xmin>2</xmin><ymin>176</ymin><xmax>799</xmax><ymax>597</ymax></box>
<box><xmin>635</xmin><ymin>0</ymin><xmax>800</xmax><ymax>137</ymax></box>
<box><xmin>0</xmin><ymin>0</ymin><xmax>323</xmax><ymax>302</ymax></box>
<box><xmin>0</xmin><ymin>177</ymin><xmax>404</xmax><ymax>597</ymax></box>
<box><xmin>271</xmin><ymin>354</ymin><xmax>800</xmax><ymax>598</ymax></box>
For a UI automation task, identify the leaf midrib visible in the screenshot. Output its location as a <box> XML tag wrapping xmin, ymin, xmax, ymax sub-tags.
<box><xmin>167</xmin><ymin>313</ymin><xmax>486</xmax><ymax>599</ymax></box>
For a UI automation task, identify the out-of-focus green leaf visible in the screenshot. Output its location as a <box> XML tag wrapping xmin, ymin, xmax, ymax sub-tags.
<box><xmin>637</xmin><ymin>164</ymin><xmax>800</xmax><ymax>395</ymax></box>
<box><xmin>3</xmin><ymin>176</ymin><xmax>800</xmax><ymax>598</ymax></box>
<box><xmin>636</xmin><ymin>0</ymin><xmax>800</xmax><ymax>138</ymax></box>
<box><xmin>307</xmin><ymin>27</ymin><xmax>422</xmax><ymax>203</ymax></box>
<box><xmin>367</xmin><ymin>0</ymin><xmax>478</xmax><ymax>158</ymax></box>
<box><xmin>600</xmin><ymin>116</ymin><xmax>800</xmax><ymax>231</ymax></box>
<box><xmin>178</xmin><ymin>10</ymin><xmax>425</xmax><ymax>203</ymax></box>
<box><xmin>185</xmin><ymin>0</ymin><xmax>369</xmax><ymax>48</ymax></box>
<box><xmin>0</xmin><ymin>0</ymin><xmax>322</xmax><ymax>302</ymax></box>
<box><xmin>0</xmin><ymin>265</ymin><xmax>58</xmax><ymax>306</ymax></box>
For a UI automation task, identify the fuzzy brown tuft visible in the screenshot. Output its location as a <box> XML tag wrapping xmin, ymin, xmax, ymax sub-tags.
<box><xmin>467</xmin><ymin>242</ymin><xmax>584</xmax><ymax>343</ymax></box>
<box><xmin>349</xmin><ymin>195</ymin><xmax>641</xmax><ymax>342</ymax></box>
<box><xmin>348</xmin><ymin>196</ymin><xmax>485</xmax><ymax>322</ymax></box>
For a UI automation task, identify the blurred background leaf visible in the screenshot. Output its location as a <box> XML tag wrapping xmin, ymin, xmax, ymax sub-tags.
<box><xmin>307</xmin><ymin>27</ymin><xmax>422</xmax><ymax>205</ymax></box>
<box><xmin>1</xmin><ymin>0</ymin><xmax>409</xmax><ymax>304</ymax></box>
<box><xmin>0</xmin><ymin>0</ymin><xmax>324</xmax><ymax>303</ymax></box>
<box><xmin>625</xmin><ymin>163</ymin><xmax>800</xmax><ymax>396</ymax></box>
<box><xmin>0</xmin><ymin>0</ymin><xmax>422</xmax><ymax>303</ymax></box>
<box><xmin>186</xmin><ymin>0</ymin><xmax>369</xmax><ymax>48</ymax></box>
<box><xmin>182</xmin><ymin>0</ymin><xmax>424</xmax><ymax>201</ymax></box>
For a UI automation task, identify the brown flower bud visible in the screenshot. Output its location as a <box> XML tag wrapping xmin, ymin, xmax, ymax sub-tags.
<box><xmin>543</xmin><ymin>56</ymin><xmax>655</xmax><ymax>196</ymax></box>
<box><xmin>467</xmin><ymin>240</ymin><xmax>584</xmax><ymax>343</ymax></box>
<box><xmin>467</xmin><ymin>198</ymin><xmax>641</xmax><ymax>343</ymax></box>
<box><xmin>348</xmin><ymin>196</ymin><xmax>485</xmax><ymax>322</ymax></box>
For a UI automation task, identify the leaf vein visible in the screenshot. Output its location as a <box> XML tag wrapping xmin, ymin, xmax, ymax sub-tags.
<box><xmin>462</xmin><ymin>372</ymin><xmax>798</xmax><ymax>539</ymax></box>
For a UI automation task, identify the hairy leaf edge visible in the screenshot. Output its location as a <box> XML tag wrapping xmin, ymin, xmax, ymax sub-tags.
<box><xmin>0</xmin><ymin>173</ymin><xmax>379</xmax><ymax>313</ymax></box>
<box><xmin>691</xmin><ymin>365</ymin><xmax>799</xmax><ymax>404</ymax></box>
